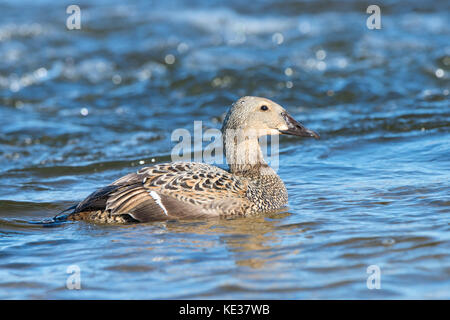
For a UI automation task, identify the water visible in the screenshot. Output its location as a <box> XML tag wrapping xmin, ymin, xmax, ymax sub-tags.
<box><xmin>0</xmin><ymin>0</ymin><xmax>449</xmax><ymax>299</ymax></box>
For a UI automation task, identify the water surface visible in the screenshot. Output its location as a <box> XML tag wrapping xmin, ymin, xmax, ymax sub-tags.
<box><xmin>0</xmin><ymin>0</ymin><xmax>449</xmax><ymax>299</ymax></box>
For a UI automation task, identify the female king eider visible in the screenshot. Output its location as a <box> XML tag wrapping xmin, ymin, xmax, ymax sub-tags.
<box><xmin>57</xmin><ymin>96</ymin><xmax>319</xmax><ymax>223</ymax></box>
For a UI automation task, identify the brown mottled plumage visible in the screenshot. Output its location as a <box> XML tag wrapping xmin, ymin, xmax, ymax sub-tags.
<box><xmin>64</xmin><ymin>96</ymin><xmax>319</xmax><ymax>224</ymax></box>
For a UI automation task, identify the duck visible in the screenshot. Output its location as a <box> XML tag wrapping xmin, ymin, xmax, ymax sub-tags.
<box><xmin>59</xmin><ymin>96</ymin><xmax>319</xmax><ymax>224</ymax></box>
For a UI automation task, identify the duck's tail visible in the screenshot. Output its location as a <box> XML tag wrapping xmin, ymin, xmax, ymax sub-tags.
<box><xmin>29</xmin><ymin>204</ymin><xmax>77</xmax><ymax>227</ymax></box>
<box><xmin>52</xmin><ymin>204</ymin><xmax>77</xmax><ymax>222</ymax></box>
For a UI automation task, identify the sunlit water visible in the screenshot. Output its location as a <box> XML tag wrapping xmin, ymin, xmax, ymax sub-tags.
<box><xmin>0</xmin><ymin>0</ymin><xmax>449</xmax><ymax>299</ymax></box>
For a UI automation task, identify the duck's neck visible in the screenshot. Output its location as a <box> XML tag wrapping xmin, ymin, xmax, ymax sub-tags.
<box><xmin>223</xmin><ymin>130</ymin><xmax>276</xmax><ymax>177</ymax></box>
<box><xmin>223</xmin><ymin>130</ymin><xmax>288</xmax><ymax>210</ymax></box>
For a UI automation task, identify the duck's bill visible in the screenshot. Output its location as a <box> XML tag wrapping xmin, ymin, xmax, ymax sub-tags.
<box><xmin>279</xmin><ymin>112</ymin><xmax>320</xmax><ymax>139</ymax></box>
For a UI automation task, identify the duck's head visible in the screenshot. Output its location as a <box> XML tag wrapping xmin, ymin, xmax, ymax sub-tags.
<box><xmin>222</xmin><ymin>96</ymin><xmax>319</xmax><ymax>139</ymax></box>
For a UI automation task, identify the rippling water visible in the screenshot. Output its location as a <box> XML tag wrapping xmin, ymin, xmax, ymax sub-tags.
<box><xmin>0</xmin><ymin>0</ymin><xmax>449</xmax><ymax>299</ymax></box>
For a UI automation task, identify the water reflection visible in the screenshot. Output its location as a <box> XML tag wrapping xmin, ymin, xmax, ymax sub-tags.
<box><xmin>163</xmin><ymin>211</ymin><xmax>293</xmax><ymax>269</ymax></box>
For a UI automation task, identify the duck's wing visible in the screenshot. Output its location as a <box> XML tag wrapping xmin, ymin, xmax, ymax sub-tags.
<box><xmin>73</xmin><ymin>162</ymin><xmax>252</xmax><ymax>222</ymax></box>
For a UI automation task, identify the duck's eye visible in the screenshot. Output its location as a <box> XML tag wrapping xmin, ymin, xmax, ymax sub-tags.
<box><xmin>260</xmin><ymin>105</ymin><xmax>269</xmax><ymax>111</ymax></box>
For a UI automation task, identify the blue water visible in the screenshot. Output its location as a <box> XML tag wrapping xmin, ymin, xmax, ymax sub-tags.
<box><xmin>0</xmin><ymin>0</ymin><xmax>449</xmax><ymax>299</ymax></box>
